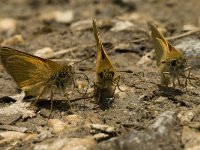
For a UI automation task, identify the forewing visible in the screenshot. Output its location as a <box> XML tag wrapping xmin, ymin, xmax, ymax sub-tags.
<box><xmin>167</xmin><ymin>42</ymin><xmax>184</xmax><ymax>60</ymax></box>
<box><xmin>155</xmin><ymin>38</ymin><xmax>169</xmax><ymax>66</ymax></box>
<box><xmin>150</xmin><ymin>24</ymin><xmax>170</xmax><ymax>65</ymax></box>
<box><xmin>150</xmin><ymin>24</ymin><xmax>168</xmax><ymax>46</ymax></box>
<box><xmin>92</xmin><ymin>20</ymin><xmax>114</xmax><ymax>74</ymax></box>
<box><xmin>0</xmin><ymin>47</ymin><xmax>61</xmax><ymax>91</ymax></box>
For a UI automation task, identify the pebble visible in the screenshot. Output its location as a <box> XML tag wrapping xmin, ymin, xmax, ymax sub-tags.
<box><xmin>0</xmin><ymin>98</ymin><xmax>35</xmax><ymax>120</ymax></box>
<box><xmin>176</xmin><ymin>38</ymin><xmax>200</xmax><ymax>58</ymax></box>
<box><xmin>90</xmin><ymin>124</ymin><xmax>115</xmax><ymax>134</ymax></box>
<box><xmin>0</xmin><ymin>131</ymin><xmax>25</xmax><ymax>144</ymax></box>
<box><xmin>118</xmin><ymin>12</ymin><xmax>153</xmax><ymax>24</ymax></box>
<box><xmin>93</xmin><ymin>133</ymin><xmax>110</xmax><ymax>141</ymax></box>
<box><xmin>70</xmin><ymin>19</ymin><xmax>92</xmax><ymax>32</ymax></box>
<box><xmin>40</xmin><ymin>10</ymin><xmax>74</xmax><ymax>24</ymax></box>
<box><xmin>183</xmin><ymin>24</ymin><xmax>199</xmax><ymax>31</ymax></box>
<box><xmin>1</xmin><ymin>34</ymin><xmax>25</xmax><ymax>46</ymax></box>
<box><xmin>54</xmin><ymin>10</ymin><xmax>74</xmax><ymax>24</ymax></box>
<box><xmin>154</xmin><ymin>96</ymin><xmax>168</xmax><ymax>103</ymax></box>
<box><xmin>111</xmin><ymin>20</ymin><xmax>134</xmax><ymax>32</ymax></box>
<box><xmin>182</xmin><ymin>126</ymin><xmax>200</xmax><ymax>150</ymax></box>
<box><xmin>63</xmin><ymin>114</ymin><xmax>83</xmax><ymax>126</ymax></box>
<box><xmin>48</xmin><ymin>119</ymin><xmax>66</xmax><ymax>134</ymax></box>
<box><xmin>34</xmin><ymin>47</ymin><xmax>54</xmax><ymax>58</ymax></box>
<box><xmin>177</xmin><ymin>110</ymin><xmax>194</xmax><ymax>125</ymax></box>
<box><xmin>34</xmin><ymin>137</ymin><xmax>97</xmax><ymax>150</ymax></box>
<box><xmin>148</xmin><ymin>111</ymin><xmax>176</xmax><ymax>135</ymax></box>
<box><xmin>0</xmin><ymin>18</ymin><xmax>17</xmax><ymax>36</ymax></box>
<box><xmin>137</xmin><ymin>51</ymin><xmax>154</xmax><ymax>66</ymax></box>
<box><xmin>98</xmin><ymin>111</ymin><xmax>180</xmax><ymax>150</ymax></box>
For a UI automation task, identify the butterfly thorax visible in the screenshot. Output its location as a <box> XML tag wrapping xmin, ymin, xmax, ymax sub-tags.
<box><xmin>165</xmin><ymin>56</ymin><xmax>187</xmax><ymax>78</ymax></box>
<box><xmin>97</xmin><ymin>69</ymin><xmax>115</xmax><ymax>87</ymax></box>
<box><xmin>47</xmin><ymin>65</ymin><xmax>74</xmax><ymax>90</ymax></box>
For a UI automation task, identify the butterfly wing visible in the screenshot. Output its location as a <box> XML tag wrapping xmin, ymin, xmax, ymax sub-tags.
<box><xmin>0</xmin><ymin>47</ymin><xmax>61</xmax><ymax>96</ymax></box>
<box><xmin>150</xmin><ymin>24</ymin><xmax>169</xmax><ymax>66</ymax></box>
<box><xmin>92</xmin><ymin>20</ymin><xmax>115</xmax><ymax>75</ymax></box>
<box><xmin>155</xmin><ymin>38</ymin><xmax>170</xmax><ymax>68</ymax></box>
<box><xmin>167</xmin><ymin>42</ymin><xmax>184</xmax><ymax>60</ymax></box>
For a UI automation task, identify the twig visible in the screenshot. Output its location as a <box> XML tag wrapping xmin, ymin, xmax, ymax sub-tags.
<box><xmin>130</xmin><ymin>29</ymin><xmax>200</xmax><ymax>43</ymax></box>
<box><xmin>45</xmin><ymin>47</ymin><xmax>77</xmax><ymax>59</ymax></box>
<box><xmin>166</xmin><ymin>29</ymin><xmax>200</xmax><ymax>41</ymax></box>
<box><xmin>130</xmin><ymin>37</ymin><xmax>148</xmax><ymax>43</ymax></box>
<box><xmin>52</xmin><ymin>58</ymin><xmax>81</xmax><ymax>62</ymax></box>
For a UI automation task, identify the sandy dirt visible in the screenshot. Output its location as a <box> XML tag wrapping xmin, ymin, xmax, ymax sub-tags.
<box><xmin>0</xmin><ymin>0</ymin><xmax>200</xmax><ymax>150</ymax></box>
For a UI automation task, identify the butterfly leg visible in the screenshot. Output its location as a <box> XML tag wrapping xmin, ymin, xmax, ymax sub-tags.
<box><xmin>172</xmin><ymin>77</ymin><xmax>176</xmax><ymax>88</ymax></box>
<box><xmin>184</xmin><ymin>67</ymin><xmax>196</xmax><ymax>88</ymax></box>
<box><xmin>93</xmin><ymin>82</ymin><xmax>101</xmax><ymax>108</ymax></box>
<box><xmin>64</xmin><ymin>92</ymin><xmax>73</xmax><ymax>111</ymax></box>
<box><xmin>72</xmin><ymin>79</ymin><xmax>76</xmax><ymax>90</ymax></box>
<box><xmin>177</xmin><ymin>77</ymin><xmax>181</xmax><ymax>85</ymax></box>
<box><xmin>30</xmin><ymin>86</ymin><xmax>46</xmax><ymax>107</ymax></box>
<box><xmin>49</xmin><ymin>85</ymin><xmax>56</xmax><ymax>118</ymax></box>
<box><xmin>113</xmin><ymin>76</ymin><xmax>124</xmax><ymax>92</ymax></box>
<box><xmin>162</xmin><ymin>72</ymin><xmax>170</xmax><ymax>87</ymax></box>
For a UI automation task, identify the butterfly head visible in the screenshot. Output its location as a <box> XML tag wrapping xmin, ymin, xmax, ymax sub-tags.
<box><xmin>98</xmin><ymin>69</ymin><xmax>115</xmax><ymax>82</ymax></box>
<box><xmin>52</xmin><ymin>65</ymin><xmax>75</xmax><ymax>89</ymax></box>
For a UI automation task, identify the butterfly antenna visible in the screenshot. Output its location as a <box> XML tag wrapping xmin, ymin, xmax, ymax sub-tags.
<box><xmin>73</xmin><ymin>54</ymin><xmax>95</xmax><ymax>65</ymax></box>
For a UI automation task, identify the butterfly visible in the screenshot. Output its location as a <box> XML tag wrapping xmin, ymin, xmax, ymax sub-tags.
<box><xmin>92</xmin><ymin>20</ymin><xmax>121</xmax><ymax>109</ymax></box>
<box><xmin>150</xmin><ymin>24</ymin><xmax>193</xmax><ymax>88</ymax></box>
<box><xmin>0</xmin><ymin>46</ymin><xmax>77</xmax><ymax>112</ymax></box>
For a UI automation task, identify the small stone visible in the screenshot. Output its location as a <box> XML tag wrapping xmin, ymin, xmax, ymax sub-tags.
<box><xmin>37</xmin><ymin>130</ymin><xmax>53</xmax><ymax>141</ymax></box>
<box><xmin>0</xmin><ymin>131</ymin><xmax>25</xmax><ymax>144</ymax></box>
<box><xmin>90</xmin><ymin>124</ymin><xmax>115</xmax><ymax>133</ymax></box>
<box><xmin>0</xmin><ymin>125</ymin><xmax>27</xmax><ymax>132</ymax></box>
<box><xmin>176</xmin><ymin>38</ymin><xmax>200</xmax><ymax>58</ymax></box>
<box><xmin>48</xmin><ymin>119</ymin><xmax>66</xmax><ymax>134</ymax></box>
<box><xmin>183</xmin><ymin>24</ymin><xmax>199</xmax><ymax>31</ymax></box>
<box><xmin>0</xmin><ymin>98</ymin><xmax>35</xmax><ymax>119</ymax></box>
<box><xmin>177</xmin><ymin>110</ymin><xmax>194</xmax><ymax>125</ymax></box>
<box><xmin>149</xmin><ymin>111</ymin><xmax>176</xmax><ymax>135</ymax></box>
<box><xmin>70</xmin><ymin>19</ymin><xmax>92</xmax><ymax>32</ymax></box>
<box><xmin>34</xmin><ymin>137</ymin><xmax>97</xmax><ymax>150</ymax></box>
<box><xmin>23</xmin><ymin>134</ymin><xmax>37</xmax><ymax>142</ymax></box>
<box><xmin>76</xmin><ymin>80</ymin><xmax>88</xmax><ymax>89</ymax></box>
<box><xmin>118</xmin><ymin>12</ymin><xmax>153</xmax><ymax>24</ymax></box>
<box><xmin>34</xmin><ymin>47</ymin><xmax>54</xmax><ymax>58</ymax></box>
<box><xmin>182</xmin><ymin>126</ymin><xmax>200</xmax><ymax>150</ymax></box>
<box><xmin>93</xmin><ymin>133</ymin><xmax>109</xmax><ymax>141</ymax></box>
<box><xmin>40</xmin><ymin>10</ymin><xmax>74</xmax><ymax>24</ymax></box>
<box><xmin>9</xmin><ymin>92</ymin><xmax>25</xmax><ymax>102</ymax></box>
<box><xmin>1</xmin><ymin>34</ymin><xmax>25</xmax><ymax>46</ymax></box>
<box><xmin>63</xmin><ymin>114</ymin><xmax>82</xmax><ymax>126</ymax></box>
<box><xmin>61</xmin><ymin>137</ymin><xmax>97</xmax><ymax>150</ymax></box>
<box><xmin>137</xmin><ymin>51</ymin><xmax>154</xmax><ymax>66</ymax></box>
<box><xmin>0</xmin><ymin>113</ymin><xmax>22</xmax><ymax>125</ymax></box>
<box><xmin>154</xmin><ymin>96</ymin><xmax>168</xmax><ymax>103</ymax></box>
<box><xmin>0</xmin><ymin>18</ymin><xmax>17</xmax><ymax>36</ymax></box>
<box><xmin>111</xmin><ymin>20</ymin><xmax>134</xmax><ymax>32</ymax></box>
<box><xmin>54</xmin><ymin>10</ymin><xmax>74</xmax><ymax>24</ymax></box>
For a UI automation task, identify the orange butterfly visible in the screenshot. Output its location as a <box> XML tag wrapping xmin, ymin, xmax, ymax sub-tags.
<box><xmin>93</xmin><ymin>20</ymin><xmax>120</xmax><ymax>109</ymax></box>
<box><xmin>150</xmin><ymin>24</ymin><xmax>192</xmax><ymax>88</ymax></box>
<box><xmin>0</xmin><ymin>47</ymin><xmax>75</xmax><ymax>111</ymax></box>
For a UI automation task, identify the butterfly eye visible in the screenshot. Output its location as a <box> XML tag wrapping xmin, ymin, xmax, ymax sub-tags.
<box><xmin>99</xmin><ymin>72</ymin><xmax>104</xmax><ymax>79</ymax></box>
<box><xmin>58</xmin><ymin>71</ymin><xmax>66</xmax><ymax>78</ymax></box>
<box><xmin>110</xmin><ymin>71</ymin><xmax>114</xmax><ymax>78</ymax></box>
<box><xmin>171</xmin><ymin>59</ymin><xmax>176</xmax><ymax>67</ymax></box>
<box><xmin>161</xmin><ymin>61</ymin><xmax>165</xmax><ymax>64</ymax></box>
